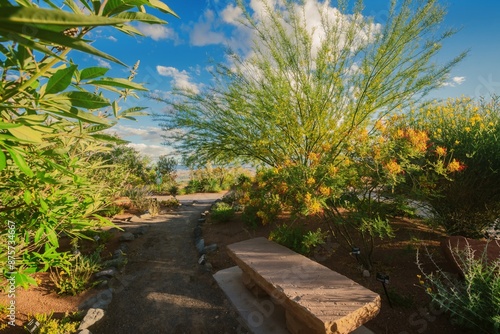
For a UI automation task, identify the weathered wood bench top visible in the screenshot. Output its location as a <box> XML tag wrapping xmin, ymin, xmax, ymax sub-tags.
<box><xmin>227</xmin><ymin>237</ymin><xmax>380</xmax><ymax>334</ymax></box>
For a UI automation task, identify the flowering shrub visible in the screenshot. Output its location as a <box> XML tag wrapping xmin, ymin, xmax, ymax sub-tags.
<box><xmin>404</xmin><ymin>97</ymin><xmax>500</xmax><ymax>236</ymax></box>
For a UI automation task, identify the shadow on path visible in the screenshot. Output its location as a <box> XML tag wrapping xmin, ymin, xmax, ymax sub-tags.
<box><xmin>94</xmin><ymin>194</ymin><xmax>242</xmax><ymax>334</ymax></box>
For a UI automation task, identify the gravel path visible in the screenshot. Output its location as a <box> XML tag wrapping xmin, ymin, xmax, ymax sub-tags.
<box><xmin>93</xmin><ymin>194</ymin><xmax>243</xmax><ymax>334</ymax></box>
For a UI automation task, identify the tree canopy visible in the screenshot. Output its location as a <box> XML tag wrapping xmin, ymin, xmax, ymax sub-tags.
<box><xmin>157</xmin><ymin>0</ymin><xmax>465</xmax><ymax>167</ymax></box>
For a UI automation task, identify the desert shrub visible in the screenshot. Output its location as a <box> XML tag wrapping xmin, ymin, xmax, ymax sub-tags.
<box><xmin>50</xmin><ymin>252</ymin><xmax>101</xmax><ymax>296</ymax></box>
<box><xmin>417</xmin><ymin>243</ymin><xmax>500</xmax><ymax>333</ymax></box>
<box><xmin>169</xmin><ymin>184</ymin><xmax>180</xmax><ymax>197</ymax></box>
<box><xmin>405</xmin><ymin>97</ymin><xmax>500</xmax><ymax>236</ymax></box>
<box><xmin>99</xmin><ymin>204</ymin><xmax>124</xmax><ymax>217</ymax></box>
<box><xmin>210</xmin><ymin>202</ymin><xmax>235</xmax><ymax>223</ymax></box>
<box><xmin>160</xmin><ymin>198</ymin><xmax>181</xmax><ymax>208</ymax></box>
<box><xmin>269</xmin><ymin>224</ymin><xmax>325</xmax><ymax>255</ymax></box>
<box><xmin>30</xmin><ymin>312</ymin><xmax>81</xmax><ymax>334</ymax></box>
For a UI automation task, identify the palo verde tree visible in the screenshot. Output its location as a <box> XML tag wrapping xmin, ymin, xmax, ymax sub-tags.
<box><xmin>157</xmin><ymin>0</ymin><xmax>466</xmax><ymax>269</ymax></box>
<box><xmin>158</xmin><ymin>0</ymin><xmax>465</xmax><ymax>167</ymax></box>
<box><xmin>0</xmin><ymin>0</ymin><xmax>176</xmax><ymax>286</ymax></box>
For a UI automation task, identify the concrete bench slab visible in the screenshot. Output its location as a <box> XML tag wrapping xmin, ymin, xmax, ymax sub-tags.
<box><xmin>227</xmin><ymin>237</ymin><xmax>381</xmax><ymax>334</ymax></box>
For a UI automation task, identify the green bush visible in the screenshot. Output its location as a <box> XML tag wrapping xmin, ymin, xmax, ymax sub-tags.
<box><xmin>405</xmin><ymin>97</ymin><xmax>500</xmax><ymax>236</ymax></box>
<box><xmin>50</xmin><ymin>252</ymin><xmax>101</xmax><ymax>296</ymax></box>
<box><xmin>269</xmin><ymin>224</ymin><xmax>325</xmax><ymax>255</ymax></box>
<box><xmin>210</xmin><ymin>202</ymin><xmax>235</xmax><ymax>223</ymax></box>
<box><xmin>417</xmin><ymin>243</ymin><xmax>500</xmax><ymax>333</ymax></box>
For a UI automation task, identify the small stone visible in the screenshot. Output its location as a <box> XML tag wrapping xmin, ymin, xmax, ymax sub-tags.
<box><xmin>193</xmin><ymin>226</ymin><xmax>202</xmax><ymax>239</ymax></box>
<box><xmin>119</xmin><ymin>232</ymin><xmax>135</xmax><ymax>241</ymax></box>
<box><xmin>95</xmin><ymin>268</ymin><xmax>117</xmax><ymax>278</ymax></box>
<box><xmin>362</xmin><ymin>270</ymin><xmax>370</xmax><ymax>277</ymax></box>
<box><xmin>203</xmin><ymin>244</ymin><xmax>218</xmax><ymax>254</ymax></box>
<box><xmin>203</xmin><ymin>262</ymin><xmax>213</xmax><ymax>272</ymax></box>
<box><xmin>78</xmin><ymin>308</ymin><xmax>105</xmax><ymax>330</ymax></box>
<box><xmin>196</xmin><ymin>238</ymin><xmax>205</xmax><ymax>253</ymax></box>
<box><xmin>102</xmin><ymin>257</ymin><xmax>127</xmax><ymax>269</ymax></box>
<box><xmin>198</xmin><ymin>218</ymin><xmax>206</xmax><ymax>224</ymax></box>
<box><xmin>198</xmin><ymin>254</ymin><xmax>206</xmax><ymax>265</ymax></box>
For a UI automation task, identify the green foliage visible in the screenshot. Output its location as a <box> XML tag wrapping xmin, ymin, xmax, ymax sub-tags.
<box><xmin>160</xmin><ymin>198</ymin><xmax>180</xmax><ymax>208</ymax></box>
<box><xmin>403</xmin><ymin>97</ymin><xmax>500</xmax><ymax>237</ymax></box>
<box><xmin>210</xmin><ymin>202</ymin><xmax>235</xmax><ymax>223</ymax></box>
<box><xmin>30</xmin><ymin>312</ymin><xmax>81</xmax><ymax>334</ymax></box>
<box><xmin>158</xmin><ymin>0</ymin><xmax>464</xmax><ymax>167</ymax></box>
<box><xmin>99</xmin><ymin>204</ymin><xmax>124</xmax><ymax>217</ymax></box>
<box><xmin>0</xmin><ymin>0</ymin><xmax>177</xmax><ymax>287</ymax></box>
<box><xmin>157</xmin><ymin>155</ymin><xmax>177</xmax><ymax>182</ymax></box>
<box><xmin>184</xmin><ymin>164</ymin><xmax>243</xmax><ymax>193</ymax></box>
<box><xmin>50</xmin><ymin>252</ymin><xmax>101</xmax><ymax>295</ymax></box>
<box><xmin>269</xmin><ymin>224</ymin><xmax>325</xmax><ymax>255</ymax></box>
<box><xmin>417</xmin><ymin>244</ymin><xmax>500</xmax><ymax>333</ymax></box>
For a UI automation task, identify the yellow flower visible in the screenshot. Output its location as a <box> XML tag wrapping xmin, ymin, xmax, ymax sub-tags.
<box><xmin>447</xmin><ymin>159</ymin><xmax>463</xmax><ymax>172</ymax></box>
<box><xmin>385</xmin><ymin>160</ymin><xmax>403</xmax><ymax>174</ymax></box>
<box><xmin>426</xmin><ymin>287</ymin><xmax>432</xmax><ymax>293</ymax></box>
<box><xmin>465</xmin><ymin>127</ymin><xmax>471</xmax><ymax>133</ymax></box>
<box><xmin>306</xmin><ymin>177</ymin><xmax>316</xmax><ymax>185</ymax></box>
<box><xmin>319</xmin><ymin>186</ymin><xmax>331</xmax><ymax>197</ymax></box>
<box><xmin>435</xmin><ymin>146</ymin><xmax>447</xmax><ymax>156</ymax></box>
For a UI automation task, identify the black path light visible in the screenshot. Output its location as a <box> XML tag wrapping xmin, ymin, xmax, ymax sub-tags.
<box><xmin>351</xmin><ymin>246</ymin><xmax>361</xmax><ymax>263</ymax></box>
<box><xmin>376</xmin><ymin>272</ymin><xmax>393</xmax><ymax>308</ymax></box>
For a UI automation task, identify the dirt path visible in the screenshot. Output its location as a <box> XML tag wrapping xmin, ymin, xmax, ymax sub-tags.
<box><xmin>93</xmin><ymin>194</ymin><xmax>243</xmax><ymax>334</ymax></box>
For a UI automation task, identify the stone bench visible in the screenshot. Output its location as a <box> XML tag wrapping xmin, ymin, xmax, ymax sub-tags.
<box><xmin>227</xmin><ymin>237</ymin><xmax>380</xmax><ymax>334</ymax></box>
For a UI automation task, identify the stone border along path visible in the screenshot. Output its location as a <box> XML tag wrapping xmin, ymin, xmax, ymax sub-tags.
<box><xmin>76</xmin><ymin>193</ymin><xmax>245</xmax><ymax>334</ymax></box>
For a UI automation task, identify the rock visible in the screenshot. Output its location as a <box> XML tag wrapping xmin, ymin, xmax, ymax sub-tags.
<box><xmin>362</xmin><ymin>270</ymin><xmax>370</xmax><ymax>278</ymax></box>
<box><xmin>198</xmin><ymin>254</ymin><xmax>206</xmax><ymax>265</ymax></box>
<box><xmin>198</xmin><ymin>218</ymin><xmax>206</xmax><ymax>224</ymax></box>
<box><xmin>119</xmin><ymin>232</ymin><xmax>135</xmax><ymax>241</ymax></box>
<box><xmin>196</xmin><ymin>238</ymin><xmax>205</xmax><ymax>253</ymax></box>
<box><xmin>78</xmin><ymin>308</ymin><xmax>105</xmax><ymax>330</ymax></box>
<box><xmin>193</xmin><ymin>226</ymin><xmax>202</xmax><ymax>239</ymax></box>
<box><xmin>78</xmin><ymin>329</ymin><xmax>92</xmax><ymax>334</ymax></box>
<box><xmin>203</xmin><ymin>262</ymin><xmax>213</xmax><ymax>272</ymax></box>
<box><xmin>203</xmin><ymin>244</ymin><xmax>218</xmax><ymax>254</ymax></box>
<box><xmin>441</xmin><ymin>236</ymin><xmax>500</xmax><ymax>277</ymax></box>
<box><xmin>102</xmin><ymin>257</ymin><xmax>127</xmax><ymax>269</ymax></box>
<box><xmin>95</xmin><ymin>268</ymin><xmax>117</xmax><ymax>278</ymax></box>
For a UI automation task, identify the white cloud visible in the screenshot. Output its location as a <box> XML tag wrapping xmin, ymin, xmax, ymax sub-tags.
<box><xmin>136</xmin><ymin>22</ymin><xmax>179</xmax><ymax>42</ymax></box>
<box><xmin>107</xmin><ymin>36</ymin><xmax>118</xmax><ymax>42</ymax></box>
<box><xmin>105</xmin><ymin>125</ymin><xmax>165</xmax><ymax>143</ymax></box>
<box><xmin>443</xmin><ymin>76</ymin><xmax>466</xmax><ymax>87</ymax></box>
<box><xmin>126</xmin><ymin>143</ymin><xmax>173</xmax><ymax>159</ymax></box>
<box><xmin>156</xmin><ymin>66</ymin><xmax>200</xmax><ymax>93</ymax></box>
<box><xmin>94</xmin><ymin>57</ymin><xmax>111</xmax><ymax>69</ymax></box>
<box><xmin>221</xmin><ymin>4</ymin><xmax>243</xmax><ymax>24</ymax></box>
<box><xmin>190</xmin><ymin>10</ymin><xmax>226</xmax><ymax>46</ymax></box>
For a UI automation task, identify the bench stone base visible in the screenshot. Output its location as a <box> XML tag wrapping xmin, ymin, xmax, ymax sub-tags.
<box><xmin>214</xmin><ymin>266</ymin><xmax>375</xmax><ymax>334</ymax></box>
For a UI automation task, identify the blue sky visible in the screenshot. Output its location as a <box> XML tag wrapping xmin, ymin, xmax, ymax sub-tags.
<box><xmin>81</xmin><ymin>0</ymin><xmax>500</xmax><ymax>159</ymax></box>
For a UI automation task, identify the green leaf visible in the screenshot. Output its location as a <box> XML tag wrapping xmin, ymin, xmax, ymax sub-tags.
<box><xmin>80</xmin><ymin>67</ymin><xmax>109</xmax><ymax>80</ymax></box>
<box><xmin>0</xmin><ymin>7</ymin><xmax>128</xmax><ymax>27</ymax></box>
<box><xmin>103</xmin><ymin>0</ymin><xmax>148</xmax><ymax>16</ymax></box>
<box><xmin>34</xmin><ymin>226</ymin><xmax>44</xmax><ymax>243</ymax></box>
<box><xmin>0</xmin><ymin>23</ymin><xmax>126</xmax><ymax>66</ymax></box>
<box><xmin>23</xmin><ymin>189</ymin><xmax>32</xmax><ymax>204</ymax></box>
<box><xmin>54</xmin><ymin>91</ymin><xmax>111</xmax><ymax>108</ymax></box>
<box><xmin>17</xmin><ymin>114</ymin><xmax>48</xmax><ymax>123</ymax></box>
<box><xmin>0</xmin><ymin>122</ymin><xmax>22</xmax><ymax>129</ymax></box>
<box><xmin>90</xmin><ymin>133</ymin><xmax>129</xmax><ymax>144</ymax></box>
<box><xmin>13</xmin><ymin>272</ymin><xmax>37</xmax><ymax>289</ymax></box>
<box><xmin>45</xmin><ymin>227</ymin><xmax>59</xmax><ymax>248</ymax></box>
<box><xmin>113</xmin><ymin>11</ymin><xmax>166</xmax><ymax>24</ymax></box>
<box><xmin>7</xmin><ymin>125</ymin><xmax>43</xmax><ymax>143</ymax></box>
<box><xmin>148</xmin><ymin>0</ymin><xmax>178</xmax><ymax>18</ymax></box>
<box><xmin>39</xmin><ymin>197</ymin><xmax>49</xmax><ymax>213</ymax></box>
<box><xmin>5</xmin><ymin>147</ymin><xmax>33</xmax><ymax>177</ymax></box>
<box><xmin>86</xmin><ymin>77</ymin><xmax>148</xmax><ymax>91</ymax></box>
<box><xmin>0</xmin><ymin>149</ymin><xmax>6</xmax><ymax>171</ymax></box>
<box><xmin>45</xmin><ymin>65</ymin><xmax>77</xmax><ymax>94</ymax></box>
